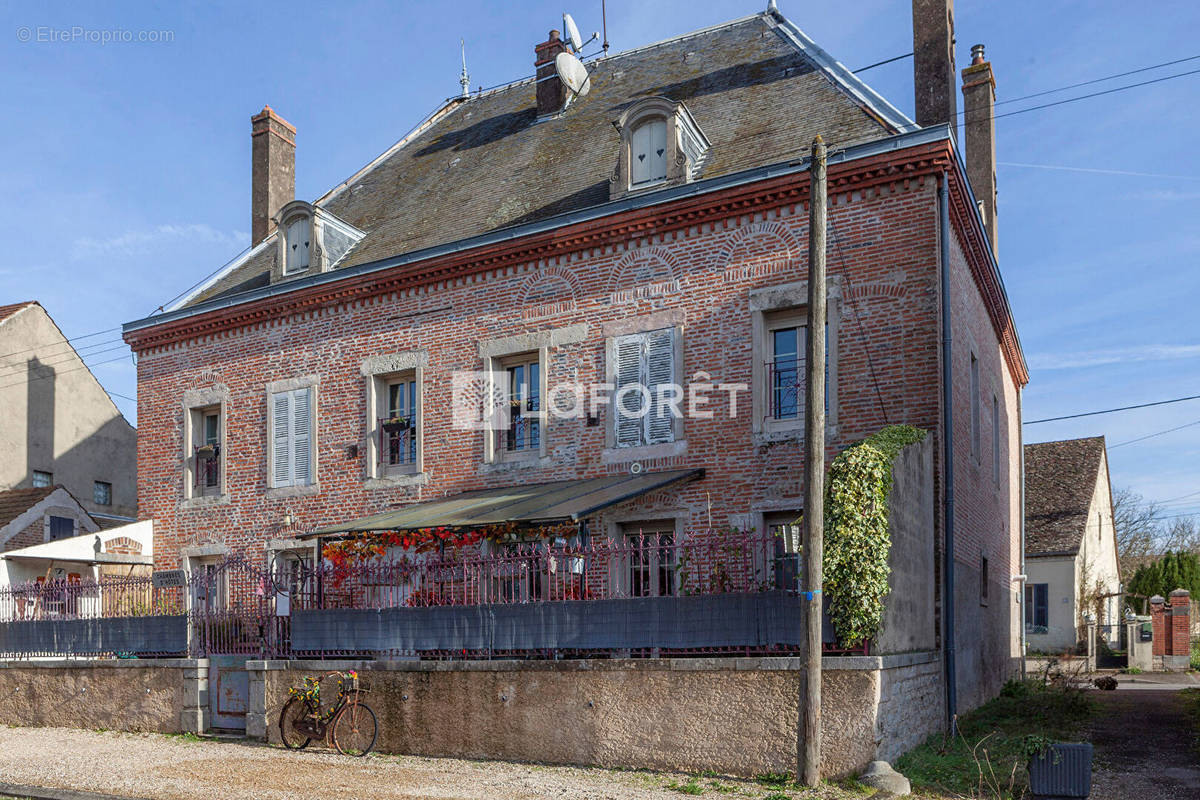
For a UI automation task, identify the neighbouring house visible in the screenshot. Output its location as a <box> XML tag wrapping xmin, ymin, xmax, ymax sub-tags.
<box><xmin>1023</xmin><ymin>436</ymin><xmax>1121</xmax><ymax>653</ymax></box>
<box><xmin>0</xmin><ymin>519</ymin><xmax>154</xmax><ymax>588</ymax></box>
<box><xmin>118</xmin><ymin>3</ymin><xmax>1027</xmax><ymax>771</ymax></box>
<box><xmin>0</xmin><ymin>486</ymin><xmax>99</xmax><ymax>553</ymax></box>
<box><xmin>0</xmin><ymin>302</ymin><xmax>137</xmax><ymax>522</ymax></box>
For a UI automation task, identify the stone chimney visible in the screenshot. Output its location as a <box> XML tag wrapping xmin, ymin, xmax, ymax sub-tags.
<box><xmin>961</xmin><ymin>44</ymin><xmax>997</xmax><ymax>258</ymax></box>
<box><xmin>251</xmin><ymin>106</ymin><xmax>296</xmax><ymax>246</ymax></box>
<box><xmin>534</xmin><ymin>30</ymin><xmax>569</xmax><ymax>117</ymax></box>
<box><xmin>912</xmin><ymin>0</ymin><xmax>957</xmax><ymax>134</ymax></box>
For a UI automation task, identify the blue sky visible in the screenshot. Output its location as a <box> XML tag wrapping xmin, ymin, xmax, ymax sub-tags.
<box><xmin>1</xmin><ymin>1</ymin><xmax>1198</xmax><ymax>512</ymax></box>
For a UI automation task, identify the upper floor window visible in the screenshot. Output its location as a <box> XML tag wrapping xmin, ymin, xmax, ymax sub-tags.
<box><xmin>285</xmin><ymin>217</ymin><xmax>311</xmax><ymax>274</ymax></box>
<box><xmin>184</xmin><ymin>403</ymin><xmax>224</xmax><ymax>500</ymax></box>
<box><xmin>270</xmin><ymin>387</ymin><xmax>314</xmax><ymax>488</ymax></box>
<box><xmin>497</xmin><ymin>353</ymin><xmax>541</xmax><ymax>458</ymax></box>
<box><xmin>764</xmin><ymin>311</ymin><xmax>830</xmax><ymax>423</ymax></box>
<box><xmin>992</xmin><ymin>394</ymin><xmax>1000</xmax><ymax>485</ymax></box>
<box><xmin>381</xmin><ymin>377</ymin><xmax>418</xmax><ymax>468</ymax></box>
<box><xmin>613</xmin><ymin>327</ymin><xmax>678</xmax><ymax>448</ymax></box>
<box><xmin>970</xmin><ymin>353</ymin><xmax>981</xmax><ymax>460</ymax></box>
<box><xmin>93</xmin><ymin>481</ymin><xmax>112</xmax><ymax>506</ymax></box>
<box><xmin>31</xmin><ymin>470</ymin><xmax>52</xmax><ymax>488</ymax></box>
<box><xmin>630</xmin><ymin>118</ymin><xmax>668</xmax><ymax>187</ymax></box>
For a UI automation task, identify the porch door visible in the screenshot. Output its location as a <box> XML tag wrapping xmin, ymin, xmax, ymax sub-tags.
<box><xmin>620</xmin><ymin>520</ymin><xmax>677</xmax><ymax>598</ymax></box>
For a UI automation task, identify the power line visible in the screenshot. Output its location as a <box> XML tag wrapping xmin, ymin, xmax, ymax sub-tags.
<box><xmin>0</xmin><ymin>328</ymin><xmax>123</xmax><ymax>365</ymax></box>
<box><xmin>0</xmin><ymin>352</ymin><xmax>132</xmax><ymax>395</ymax></box>
<box><xmin>1110</xmin><ymin>418</ymin><xmax>1200</xmax><ymax>449</ymax></box>
<box><xmin>0</xmin><ymin>341</ymin><xmax>129</xmax><ymax>382</ymax></box>
<box><xmin>853</xmin><ymin>52</ymin><xmax>912</xmax><ymax>73</ymax></box>
<box><xmin>988</xmin><ymin>53</ymin><xmax>1200</xmax><ymax>111</ymax></box>
<box><xmin>1024</xmin><ymin>393</ymin><xmax>1200</xmax><ymax>424</ymax></box>
<box><xmin>984</xmin><ymin>67</ymin><xmax>1200</xmax><ymax>123</ymax></box>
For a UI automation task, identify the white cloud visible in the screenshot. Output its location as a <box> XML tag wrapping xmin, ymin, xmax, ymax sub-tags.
<box><xmin>1030</xmin><ymin>344</ymin><xmax>1200</xmax><ymax>370</ymax></box>
<box><xmin>72</xmin><ymin>224</ymin><xmax>246</xmax><ymax>260</ymax></box>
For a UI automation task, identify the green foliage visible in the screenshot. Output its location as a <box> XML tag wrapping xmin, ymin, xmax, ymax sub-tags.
<box><xmin>823</xmin><ymin>425</ymin><xmax>927</xmax><ymax>646</ymax></box>
<box><xmin>1192</xmin><ymin>639</ymin><xmax>1200</xmax><ymax>672</ymax></box>
<box><xmin>895</xmin><ymin>680</ymin><xmax>1093</xmax><ymax>798</ymax></box>
<box><xmin>1126</xmin><ymin>551</ymin><xmax>1200</xmax><ymax>612</ymax></box>
<box><xmin>666</xmin><ymin>778</ymin><xmax>704</xmax><ymax>795</ymax></box>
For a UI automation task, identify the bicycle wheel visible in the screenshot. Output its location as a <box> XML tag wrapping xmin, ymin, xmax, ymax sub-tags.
<box><xmin>331</xmin><ymin>700</ymin><xmax>377</xmax><ymax>756</ymax></box>
<box><xmin>279</xmin><ymin>697</ymin><xmax>313</xmax><ymax>750</ymax></box>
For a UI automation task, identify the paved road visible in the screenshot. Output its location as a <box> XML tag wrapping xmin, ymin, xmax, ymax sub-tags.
<box><xmin>1089</xmin><ymin>686</ymin><xmax>1200</xmax><ymax>800</ymax></box>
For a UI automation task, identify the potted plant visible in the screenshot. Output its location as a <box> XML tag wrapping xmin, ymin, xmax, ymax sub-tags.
<box><xmin>1026</xmin><ymin>737</ymin><xmax>1092</xmax><ymax>799</ymax></box>
<box><xmin>381</xmin><ymin>416</ymin><xmax>410</xmax><ymax>433</ymax></box>
<box><xmin>196</xmin><ymin>443</ymin><xmax>219</xmax><ymax>458</ymax></box>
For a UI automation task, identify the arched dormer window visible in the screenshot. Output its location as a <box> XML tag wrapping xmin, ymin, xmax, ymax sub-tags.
<box><xmin>611</xmin><ymin>97</ymin><xmax>710</xmax><ymax>200</ymax></box>
<box><xmin>270</xmin><ymin>200</ymin><xmax>365</xmax><ymax>284</ymax></box>
<box><xmin>284</xmin><ymin>216</ymin><xmax>311</xmax><ymax>274</ymax></box>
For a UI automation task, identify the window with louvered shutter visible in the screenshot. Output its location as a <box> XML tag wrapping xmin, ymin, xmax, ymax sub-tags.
<box><xmin>285</xmin><ymin>218</ymin><xmax>311</xmax><ymax>274</ymax></box>
<box><xmin>630</xmin><ymin>119</ymin><xmax>667</xmax><ymax>187</ymax></box>
<box><xmin>613</xmin><ymin>328</ymin><xmax>677</xmax><ymax>448</ymax></box>
<box><xmin>645</xmin><ymin>328</ymin><xmax>675</xmax><ymax>444</ymax></box>
<box><xmin>272</xmin><ymin>392</ymin><xmax>291</xmax><ymax>487</ymax></box>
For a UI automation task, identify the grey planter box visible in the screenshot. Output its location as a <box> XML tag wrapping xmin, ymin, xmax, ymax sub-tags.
<box><xmin>1029</xmin><ymin>742</ymin><xmax>1092</xmax><ymax>799</ymax></box>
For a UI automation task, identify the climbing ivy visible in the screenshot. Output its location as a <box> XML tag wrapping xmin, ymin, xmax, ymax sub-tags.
<box><xmin>823</xmin><ymin>424</ymin><xmax>927</xmax><ymax>647</ymax></box>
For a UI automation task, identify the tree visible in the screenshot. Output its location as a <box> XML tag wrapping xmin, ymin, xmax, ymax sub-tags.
<box><xmin>1112</xmin><ymin>487</ymin><xmax>1162</xmax><ymax>573</ymax></box>
<box><xmin>1125</xmin><ymin>550</ymin><xmax>1200</xmax><ymax>612</ymax></box>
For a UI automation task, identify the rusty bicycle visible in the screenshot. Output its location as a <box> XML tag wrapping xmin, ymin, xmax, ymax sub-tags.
<box><xmin>279</xmin><ymin>670</ymin><xmax>378</xmax><ymax>756</ymax></box>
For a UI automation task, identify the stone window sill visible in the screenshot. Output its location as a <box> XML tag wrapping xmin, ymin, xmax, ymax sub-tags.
<box><xmin>265</xmin><ymin>484</ymin><xmax>320</xmax><ymax>500</ymax></box>
<box><xmin>180</xmin><ymin>493</ymin><xmax>231</xmax><ymax>511</ymax></box>
<box><xmin>364</xmin><ymin>473</ymin><xmax>428</xmax><ymax>490</ymax></box>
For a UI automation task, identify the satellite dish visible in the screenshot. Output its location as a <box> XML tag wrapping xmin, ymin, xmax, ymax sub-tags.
<box><xmin>555</xmin><ymin>51</ymin><xmax>591</xmax><ymax>98</ymax></box>
<box><xmin>563</xmin><ymin>13</ymin><xmax>584</xmax><ymax>53</ymax></box>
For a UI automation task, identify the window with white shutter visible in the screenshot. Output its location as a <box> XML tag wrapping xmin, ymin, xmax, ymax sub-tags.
<box><xmin>630</xmin><ymin>119</ymin><xmax>668</xmax><ymax>187</ymax></box>
<box><xmin>285</xmin><ymin>218</ymin><xmax>311</xmax><ymax>274</ymax></box>
<box><xmin>613</xmin><ymin>327</ymin><xmax>677</xmax><ymax>448</ymax></box>
<box><xmin>270</xmin><ymin>387</ymin><xmax>315</xmax><ymax>488</ymax></box>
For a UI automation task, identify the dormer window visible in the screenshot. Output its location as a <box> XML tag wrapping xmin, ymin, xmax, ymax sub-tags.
<box><xmin>631</xmin><ymin>118</ymin><xmax>668</xmax><ymax>187</ymax></box>
<box><xmin>611</xmin><ymin>96</ymin><xmax>710</xmax><ymax>200</ymax></box>
<box><xmin>271</xmin><ymin>200</ymin><xmax>365</xmax><ymax>284</ymax></box>
<box><xmin>285</xmin><ymin>217</ymin><xmax>311</xmax><ymax>274</ymax></box>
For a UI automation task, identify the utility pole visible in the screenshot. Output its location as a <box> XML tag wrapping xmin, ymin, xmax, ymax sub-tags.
<box><xmin>801</xmin><ymin>135</ymin><xmax>828</xmax><ymax>788</ymax></box>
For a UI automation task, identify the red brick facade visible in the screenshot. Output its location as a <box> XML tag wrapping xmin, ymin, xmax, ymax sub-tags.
<box><xmin>127</xmin><ymin>139</ymin><xmax>1025</xmax><ymax>701</ymax></box>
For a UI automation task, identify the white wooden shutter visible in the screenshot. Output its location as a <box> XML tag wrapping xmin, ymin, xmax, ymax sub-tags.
<box><xmin>292</xmin><ymin>388</ymin><xmax>312</xmax><ymax>486</ymax></box>
<box><xmin>648</xmin><ymin>119</ymin><xmax>668</xmax><ymax>181</ymax></box>
<box><xmin>271</xmin><ymin>392</ymin><xmax>292</xmax><ymax>487</ymax></box>
<box><xmin>631</xmin><ymin>124</ymin><xmax>651</xmax><ymax>185</ymax></box>
<box><xmin>614</xmin><ymin>334</ymin><xmax>645</xmax><ymax>447</ymax></box>
<box><xmin>645</xmin><ymin>328</ymin><xmax>675</xmax><ymax>444</ymax></box>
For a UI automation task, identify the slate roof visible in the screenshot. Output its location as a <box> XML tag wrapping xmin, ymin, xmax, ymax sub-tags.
<box><xmin>1024</xmin><ymin>437</ymin><xmax>1107</xmax><ymax>557</ymax></box>
<box><xmin>0</xmin><ymin>302</ymin><xmax>35</xmax><ymax>324</ymax></box>
<box><xmin>187</xmin><ymin>12</ymin><xmax>901</xmax><ymax>306</ymax></box>
<box><xmin>0</xmin><ymin>486</ymin><xmax>57</xmax><ymax>529</ymax></box>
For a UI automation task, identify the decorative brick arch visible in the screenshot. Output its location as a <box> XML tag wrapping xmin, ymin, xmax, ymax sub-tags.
<box><xmin>102</xmin><ymin>536</ymin><xmax>143</xmax><ymax>555</ymax></box>
<box><xmin>519</xmin><ymin>266</ymin><xmax>579</xmax><ymax>321</ymax></box>
<box><xmin>608</xmin><ymin>246</ymin><xmax>681</xmax><ymax>303</ymax></box>
<box><xmin>718</xmin><ymin>222</ymin><xmax>800</xmax><ymax>281</ymax></box>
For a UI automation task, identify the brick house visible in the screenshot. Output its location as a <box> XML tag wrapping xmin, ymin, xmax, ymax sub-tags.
<box><xmin>124</xmin><ymin>4</ymin><xmax>1026</xmax><ymax>716</ymax></box>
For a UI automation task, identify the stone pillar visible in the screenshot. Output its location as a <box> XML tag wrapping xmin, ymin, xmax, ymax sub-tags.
<box><xmin>245</xmin><ymin>660</ymin><xmax>269</xmax><ymax>740</ymax></box>
<box><xmin>1126</xmin><ymin>616</ymin><xmax>1153</xmax><ymax>672</ymax></box>
<box><xmin>1149</xmin><ymin>595</ymin><xmax>1166</xmax><ymax>657</ymax></box>
<box><xmin>181</xmin><ymin>659</ymin><xmax>210</xmax><ymax>733</ymax></box>
<box><xmin>1085</xmin><ymin>621</ymin><xmax>1097</xmax><ymax>672</ymax></box>
<box><xmin>1165</xmin><ymin>589</ymin><xmax>1191</xmax><ymax>671</ymax></box>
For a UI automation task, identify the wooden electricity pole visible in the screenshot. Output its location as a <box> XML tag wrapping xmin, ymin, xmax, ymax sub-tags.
<box><xmin>801</xmin><ymin>135</ymin><xmax>828</xmax><ymax>788</ymax></box>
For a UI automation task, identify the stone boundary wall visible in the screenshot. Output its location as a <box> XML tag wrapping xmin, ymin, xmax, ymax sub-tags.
<box><xmin>252</xmin><ymin>652</ymin><xmax>942</xmax><ymax>778</ymax></box>
<box><xmin>0</xmin><ymin>659</ymin><xmax>205</xmax><ymax>734</ymax></box>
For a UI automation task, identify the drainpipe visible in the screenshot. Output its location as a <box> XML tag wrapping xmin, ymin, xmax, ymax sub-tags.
<box><xmin>1018</xmin><ymin>389</ymin><xmax>1027</xmax><ymax>680</ymax></box>
<box><xmin>938</xmin><ymin>173</ymin><xmax>958</xmax><ymax>732</ymax></box>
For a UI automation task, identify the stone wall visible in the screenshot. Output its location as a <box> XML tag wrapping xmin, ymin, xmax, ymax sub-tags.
<box><xmin>0</xmin><ymin>659</ymin><xmax>201</xmax><ymax>733</ymax></box>
<box><xmin>253</xmin><ymin>655</ymin><xmax>942</xmax><ymax>778</ymax></box>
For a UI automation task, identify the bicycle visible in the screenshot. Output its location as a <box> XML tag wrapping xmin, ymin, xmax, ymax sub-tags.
<box><xmin>279</xmin><ymin>670</ymin><xmax>378</xmax><ymax>756</ymax></box>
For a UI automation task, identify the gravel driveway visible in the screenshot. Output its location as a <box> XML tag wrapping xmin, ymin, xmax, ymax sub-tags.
<box><xmin>1088</xmin><ymin>687</ymin><xmax>1200</xmax><ymax>800</ymax></box>
<box><xmin>0</xmin><ymin>727</ymin><xmax>873</xmax><ymax>800</ymax></box>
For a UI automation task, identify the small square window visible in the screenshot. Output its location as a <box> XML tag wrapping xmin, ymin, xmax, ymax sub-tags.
<box><xmin>93</xmin><ymin>481</ymin><xmax>112</xmax><ymax>506</ymax></box>
<box><xmin>48</xmin><ymin>516</ymin><xmax>73</xmax><ymax>541</ymax></box>
<box><xmin>32</xmin><ymin>470</ymin><xmax>52</xmax><ymax>488</ymax></box>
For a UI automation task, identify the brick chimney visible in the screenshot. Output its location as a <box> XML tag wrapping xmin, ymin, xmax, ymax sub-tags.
<box><xmin>251</xmin><ymin>106</ymin><xmax>296</xmax><ymax>246</ymax></box>
<box><xmin>912</xmin><ymin>0</ymin><xmax>957</xmax><ymax>135</ymax></box>
<box><xmin>961</xmin><ymin>44</ymin><xmax>997</xmax><ymax>258</ymax></box>
<box><xmin>534</xmin><ymin>30</ymin><xmax>569</xmax><ymax>117</ymax></box>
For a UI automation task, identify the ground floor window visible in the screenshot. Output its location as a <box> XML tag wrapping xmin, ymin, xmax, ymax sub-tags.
<box><xmin>1025</xmin><ymin>582</ymin><xmax>1048</xmax><ymax>633</ymax></box>
<box><xmin>621</xmin><ymin>520</ymin><xmax>676</xmax><ymax>597</ymax></box>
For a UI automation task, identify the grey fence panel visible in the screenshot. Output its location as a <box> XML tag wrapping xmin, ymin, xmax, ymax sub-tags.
<box><xmin>0</xmin><ymin>615</ymin><xmax>189</xmax><ymax>656</ymax></box>
<box><xmin>291</xmin><ymin>592</ymin><xmax>804</xmax><ymax>654</ymax></box>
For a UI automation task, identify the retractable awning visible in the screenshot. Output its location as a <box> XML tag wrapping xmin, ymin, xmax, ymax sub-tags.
<box><xmin>303</xmin><ymin>468</ymin><xmax>704</xmax><ymax>538</ymax></box>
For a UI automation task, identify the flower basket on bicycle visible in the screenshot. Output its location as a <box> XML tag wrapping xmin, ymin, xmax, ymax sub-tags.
<box><xmin>279</xmin><ymin>670</ymin><xmax>377</xmax><ymax>756</ymax></box>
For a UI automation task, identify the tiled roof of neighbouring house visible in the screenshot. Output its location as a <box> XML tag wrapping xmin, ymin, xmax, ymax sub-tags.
<box><xmin>1024</xmin><ymin>437</ymin><xmax>1107</xmax><ymax>557</ymax></box>
<box><xmin>0</xmin><ymin>486</ymin><xmax>58</xmax><ymax>529</ymax></box>
<box><xmin>186</xmin><ymin>12</ymin><xmax>901</xmax><ymax>307</ymax></box>
<box><xmin>0</xmin><ymin>301</ymin><xmax>36</xmax><ymax>324</ymax></box>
